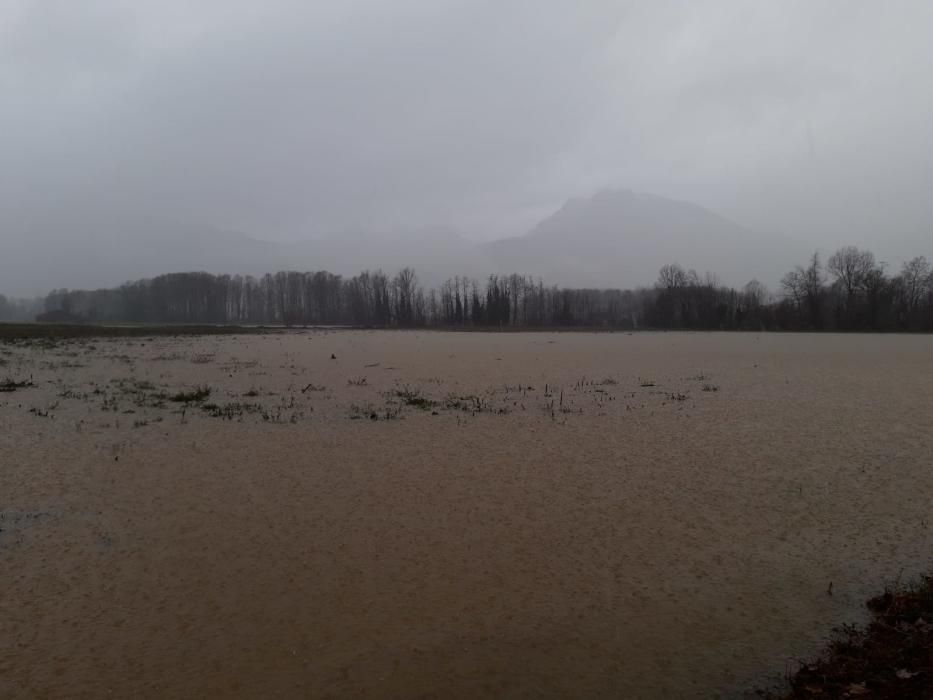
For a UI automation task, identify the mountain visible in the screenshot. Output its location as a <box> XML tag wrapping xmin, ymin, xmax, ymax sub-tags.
<box><xmin>279</xmin><ymin>226</ymin><xmax>476</xmax><ymax>289</ymax></box>
<box><xmin>1</xmin><ymin>190</ymin><xmax>808</xmax><ymax>297</ymax></box>
<box><xmin>478</xmin><ymin>190</ymin><xmax>807</xmax><ymax>288</ymax></box>
<box><xmin>1</xmin><ymin>215</ymin><xmax>280</xmax><ymax>297</ymax></box>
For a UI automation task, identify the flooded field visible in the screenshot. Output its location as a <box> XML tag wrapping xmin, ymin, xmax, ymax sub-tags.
<box><xmin>2</xmin><ymin>330</ymin><xmax>932</xmax><ymax>698</ymax></box>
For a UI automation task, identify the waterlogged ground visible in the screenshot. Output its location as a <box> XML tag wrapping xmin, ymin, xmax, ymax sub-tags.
<box><xmin>2</xmin><ymin>330</ymin><xmax>932</xmax><ymax>698</ymax></box>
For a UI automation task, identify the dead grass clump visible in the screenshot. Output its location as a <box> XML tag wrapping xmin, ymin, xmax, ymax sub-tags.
<box><xmin>59</xmin><ymin>388</ymin><xmax>87</xmax><ymax>400</ymax></box>
<box><xmin>113</xmin><ymin>378</ymin><xmax>156</xmax><ymax>393</ymax></box>
<box><xmin>202</xmin><ymin>402</ymin><xmax>263</xmax><ymax>420</ymax></box>
<box><xmin>152</xmin><ymin>352</ymin><xmax>185</xmax><ymax>361</ymax></box>
<box><xmin>395</xmin><ymin>387</ymin><xmax>435</xmax><ymax>410</ymax></box>
<box><xmin>444</xmin><ymin>394</ymin><xmax>489</xmax><ymax>413</ymax></box>
<box><xmin>170</xmin><ymin>385</ymin><xmax>212</xmax><ymax>403</ymax></box>
<box><xmin>110</xmin><ymin>378</ymin><xmax>168</xmax><ymax>407</ymax></box>
<box><xmin>779</xmin><ymin>575</ymin><xmax>933</xmax><ymax>699</ymax></box>
<box><xmin>1</xmin><ymin>377</ymin><xmax>34</xmax><ymax>392</ymax></box>
<box><xmin>349</xmin><ymin>403</ymin><xmax>379</xmax><ymax>421</ymax></box>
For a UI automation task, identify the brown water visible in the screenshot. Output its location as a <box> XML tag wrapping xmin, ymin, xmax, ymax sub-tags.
<box><xmin>2</xmin><ymin>330</ymin><xmax>932</xmax><ymax>698</ymax></box>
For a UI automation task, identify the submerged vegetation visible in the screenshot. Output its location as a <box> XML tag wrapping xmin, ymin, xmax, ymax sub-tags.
<box><xmin>1</xmin><ymin>377</ymin><xmax>34</xmax><ymax>392</ymax></box>
<box><xmin>394</xmin><ymin>387</ymin><xmax>435</xmax><ymax>410</ymax></box>
<box><xmin>3</xmin><ymin>330</ymin><xmax>721</xmax><ymax>428</ymax></box>
<box><xmin>3</xmin><ymin>328</ymin><xmax>931</xmax><ymax>697</ymax></box>
<box><xmin>170</xmin><ymin>386</ymin><xmax>212</xmax><ymax>403</ymax></box>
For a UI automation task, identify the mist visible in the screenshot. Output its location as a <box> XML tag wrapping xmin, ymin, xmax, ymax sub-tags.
<box><xmin>2</xmin><ymin>1</ymin><xmax>932</xmax><ymax>297</ymax></box>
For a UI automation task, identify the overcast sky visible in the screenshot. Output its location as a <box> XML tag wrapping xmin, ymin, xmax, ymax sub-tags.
<box><xmin>2</xmin><ymin>1</ymin><xmax>932</xmax><ymax>294</ymax></box>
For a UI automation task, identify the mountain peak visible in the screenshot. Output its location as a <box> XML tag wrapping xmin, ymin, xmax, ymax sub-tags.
<box><xmin>479</xmin><ymin>189</ymin><xmax>806</xmax><ymax>288</ymax></box>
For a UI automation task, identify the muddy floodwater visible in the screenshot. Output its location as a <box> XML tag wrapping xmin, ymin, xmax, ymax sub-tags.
<box><xmin>2</xmin><ymin>330</ymin><xmax>932</xmax><ymax>698</ymax></box>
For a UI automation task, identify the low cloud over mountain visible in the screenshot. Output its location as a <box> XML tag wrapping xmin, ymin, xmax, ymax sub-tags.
<box><xmin>2</xmin><ymin>190</ymin><xmax>820</xmax><ymax>296</ymax></box>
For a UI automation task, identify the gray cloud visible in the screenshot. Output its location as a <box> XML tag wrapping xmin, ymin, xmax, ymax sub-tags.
<box><xmin>2</xmin><ymin>0</ymin><xmax>932</xmax><ymax>295</ymax></box>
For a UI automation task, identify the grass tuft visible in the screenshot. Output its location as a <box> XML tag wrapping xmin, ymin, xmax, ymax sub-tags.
<box><xmin>395</xmin><ymin>387</ymin><xmax>435</xmax><ymax>410</ymax></box>
<box><xmin>170</xmin><ymin>385</ymin><xmax>212</xmax><ymax>403</ymax></box>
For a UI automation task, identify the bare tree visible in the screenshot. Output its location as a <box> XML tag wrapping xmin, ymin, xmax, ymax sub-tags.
<box><xmin>828</xmin><ymin>246</ymin><xmax>876</xmax><ymax>301</ymax></box>
<box><xmin>780</xmin><ymin>253</ymin><xmax>824</xmax><ymax>328</ymax></box>
<box><xmin>900</xmin><ymin>256</ymin><xmax>931</xmax><ymax>312</ymax></box>
<box><xmin>657</xmin><ymin>263</ymin><xmax>687</xmax><ymax>290</ymax></box>
<box><xmin>780</xmin><ymin>269</ymin><xmax>805</xmax><ymax>307</ymax></box>
<box><xmin>803</xmin><ymin>252</ymin><xmax>825</xmax><ymax>328</ymax></box>
<box><xmin>743</xmin><ymin>280</ymin><xmax>768</xmax><ymax>308</ymax></box>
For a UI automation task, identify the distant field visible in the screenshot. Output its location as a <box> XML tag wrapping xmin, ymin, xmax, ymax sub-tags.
<box><xmin>0</xmin><ymin>322</ymin><xmax>621</xmax><ymax>340</ymax></box>
<box><xmin>0</xmin><ymin>322</ymin><xmax>300</xmax><ymax>340</ymax></box>
<box><xmin>2</xmin><ymin>330</ymin><xmax>932</xmax><ymax>697</ymax></box>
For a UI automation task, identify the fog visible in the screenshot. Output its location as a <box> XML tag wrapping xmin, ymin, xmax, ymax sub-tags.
<box><xmin>2</xmin><ymin>1</ymin><xmax>932</xmax><ymax>296</ymax></box>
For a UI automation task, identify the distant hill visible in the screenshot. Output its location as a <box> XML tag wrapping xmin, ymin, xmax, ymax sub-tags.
<box><xmin>478</xmin><ymin>190</ymin><xmax>808</xmax><ymax>288</ymax></box>
<box><xmin>1</xmin><ymin>190</ymin><xmax>810</xmax><ymax>297</ymax></box>
<box><xmin>278</xmin><ymin>226</ymin><xmax>475</xmax><ymax>289</ymax></box>
<box><xmin>0</xmin><ymin>216</ymin><xmax>474</xmax><ymax>296</ymax></box>
<box><xmin>1</xmin><ymin>216</ymin><xmax>277</xmax><ymax>297</ymax></box>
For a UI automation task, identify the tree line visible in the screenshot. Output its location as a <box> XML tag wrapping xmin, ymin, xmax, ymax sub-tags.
<box><xmin>0</xmin><ymin>294</ymin><xmax>42</xmax><ymax>322</ymax></box>
<box><xmin>21</xmin><ymin>248</ymin><xmax>933</xmax><ymax>331</ymax></box>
